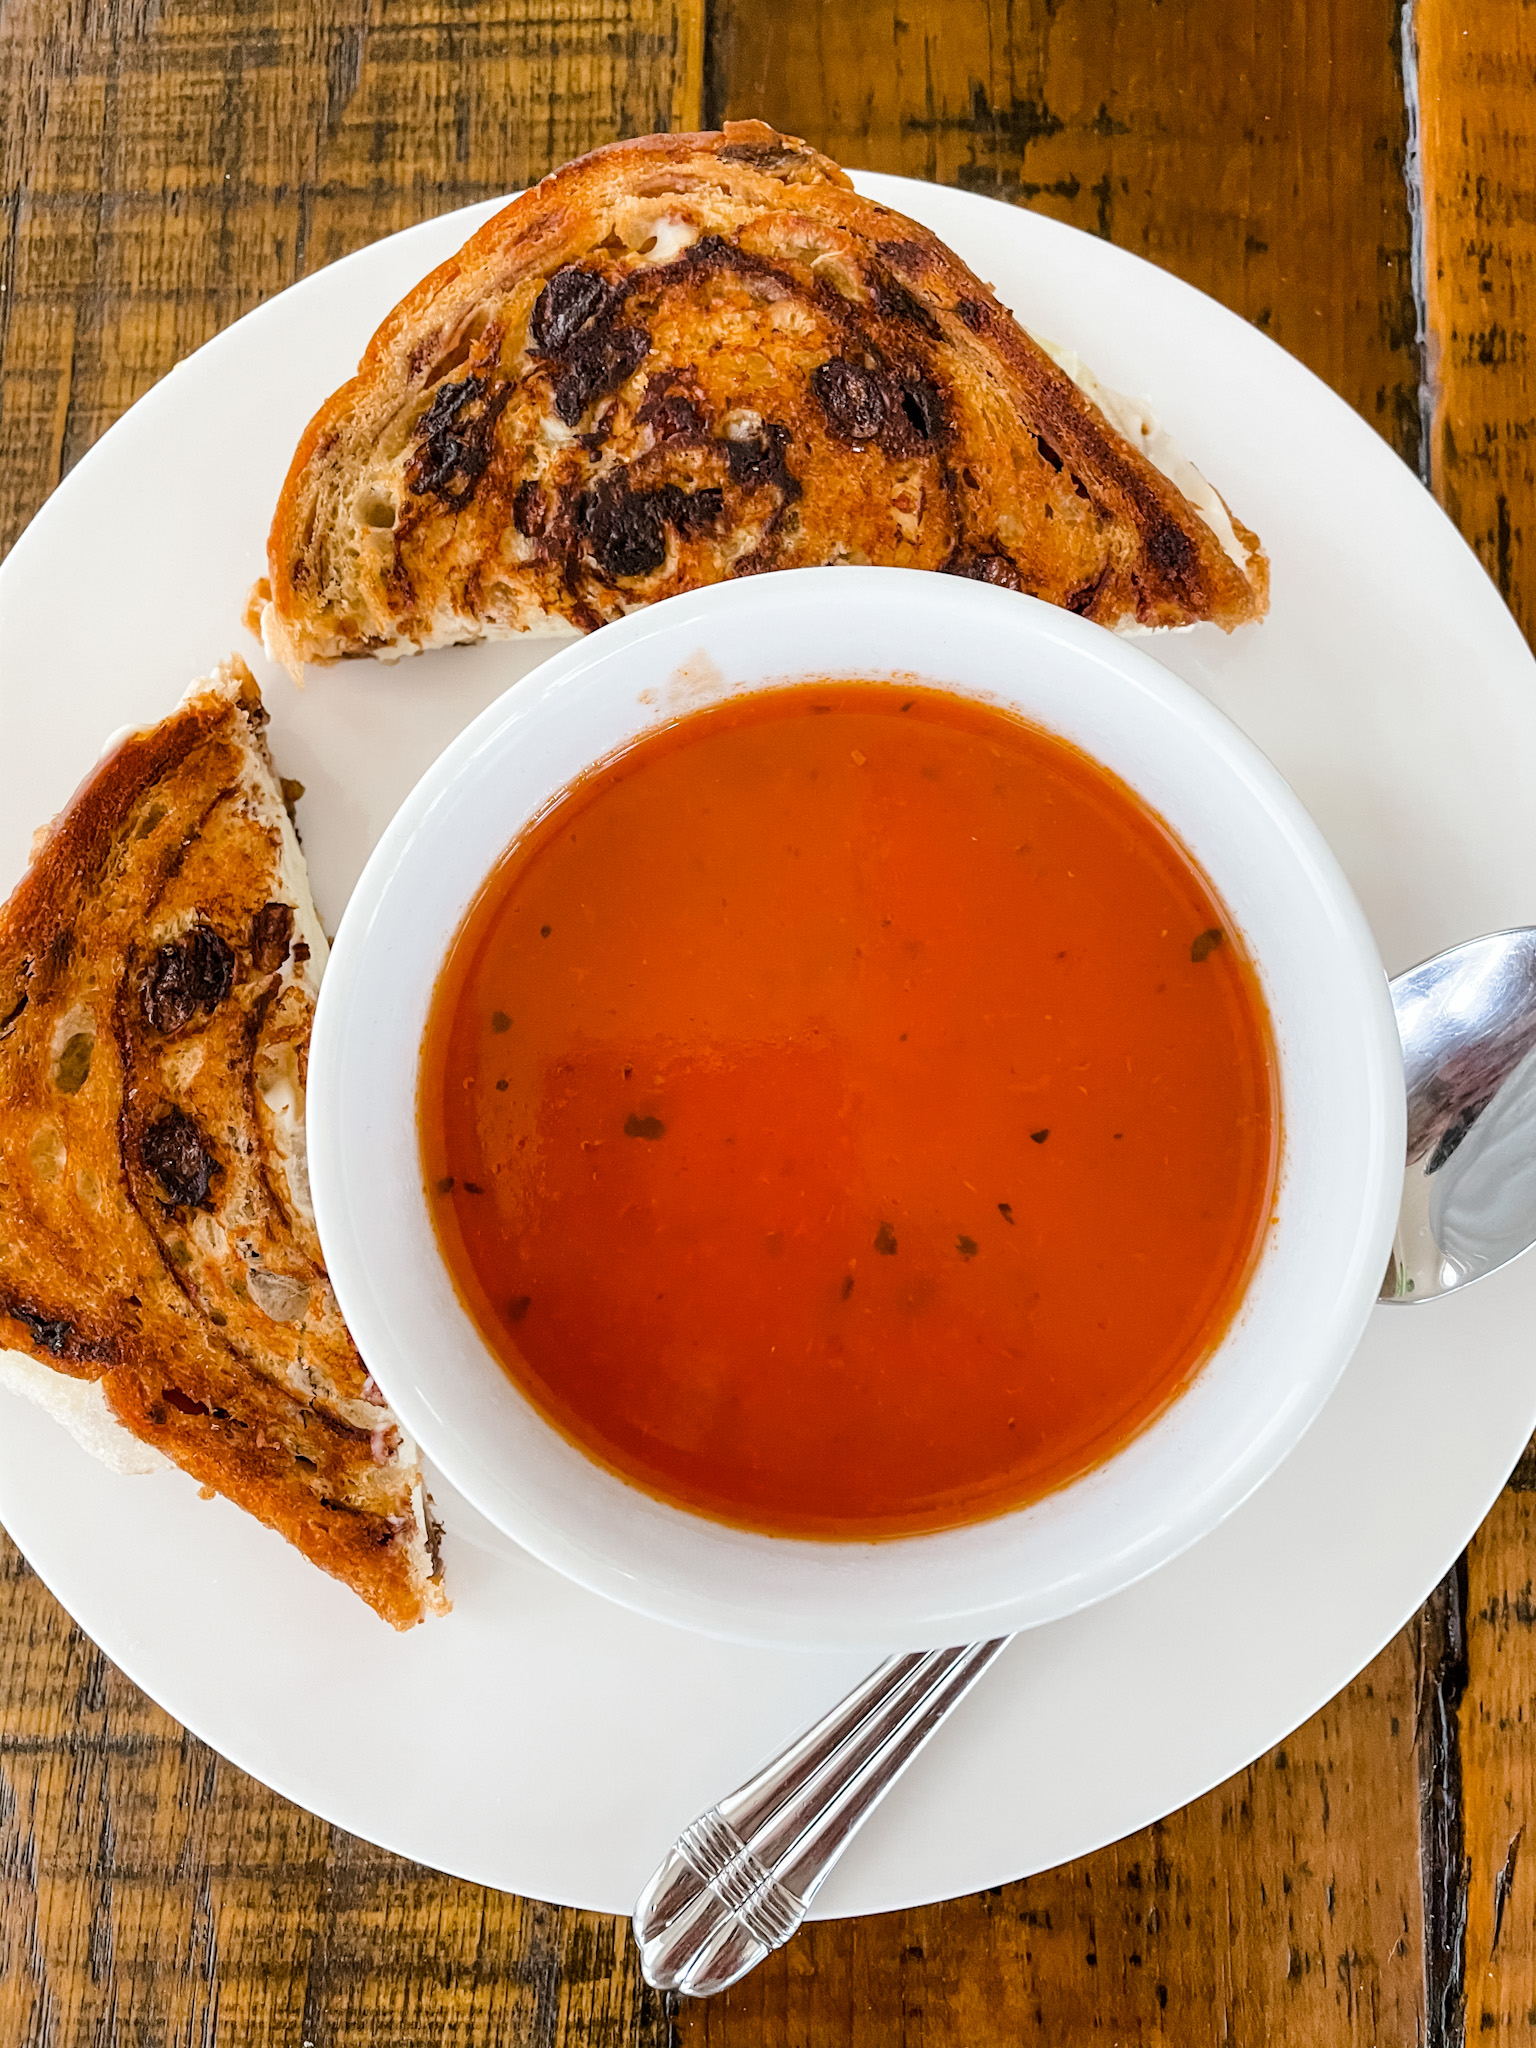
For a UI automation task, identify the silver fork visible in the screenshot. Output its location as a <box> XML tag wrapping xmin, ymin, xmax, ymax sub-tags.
<box><xmin>632</xmin><ymin>1636</ymin><xmax>1013</xmax><ymax>1997</ymax></box>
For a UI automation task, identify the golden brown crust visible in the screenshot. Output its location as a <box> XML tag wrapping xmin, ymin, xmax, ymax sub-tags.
<box><xmin>258</xmin><ymin>122</ymin><xmax>1267</xmax><ymax>675</ymax></box>
<box><xmin>0</xmin><ymin>661</ymin><xmax>445</xmax><ymax>1629</ymax></box>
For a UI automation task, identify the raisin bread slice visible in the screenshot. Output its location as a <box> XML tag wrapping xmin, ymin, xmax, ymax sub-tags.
<box><xmin>0</xmin><ymin>659</ymin><xmax>446</xmax><ymax>1628</ymax></box>
<box><xmin>253</xmin><ymin>121</ymin><xmax>1266</xmax><ymax>676</ymax></box>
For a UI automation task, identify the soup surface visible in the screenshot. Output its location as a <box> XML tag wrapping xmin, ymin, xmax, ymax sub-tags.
<box><xmin>420</xmin><ymin>681</ymin><xmax>1279</xmax><ymax>1538</ymax></box>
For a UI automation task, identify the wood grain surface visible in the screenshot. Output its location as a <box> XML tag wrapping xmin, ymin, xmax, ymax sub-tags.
<box><xmin>0</xmin><ymin>0</ymin><xmax>1529</xmax><ymax>2041</ymax></box>
<box><xmin>1417</xmin><ymin>0</ymin><xmax>1536</xmax><ymax>647</ymax></box>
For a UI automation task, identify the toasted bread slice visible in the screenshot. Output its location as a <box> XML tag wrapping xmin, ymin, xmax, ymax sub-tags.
<box><xmin>254</xmin><ymin>122</ymin><xmax>1267</xmax><ymax>676</ymax></box>
<box><xmin>0</xmin><ymin>659</ymin><xmax>446</xmax><ymax>1628</ymax></box>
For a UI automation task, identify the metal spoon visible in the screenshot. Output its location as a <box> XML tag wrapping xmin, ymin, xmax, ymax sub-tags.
<box><xmin>1382</xmin><ymin>928</ymin><xmax>1536</xmax><ymax>1300</ymax></box>
<box><xmin>633</xmin><ymin>928</ymin><xmax>1536</xmax><ymax>1998</ymax></box>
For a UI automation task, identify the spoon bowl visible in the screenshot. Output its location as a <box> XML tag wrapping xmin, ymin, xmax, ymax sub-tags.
<box><xmin>1384</xmin><ymin>928</ymin><xmax>1536</xmax><ymax>1301</ymax></box>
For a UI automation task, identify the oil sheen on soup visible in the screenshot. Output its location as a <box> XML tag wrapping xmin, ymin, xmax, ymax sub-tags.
<box><xmin>420</xmin><ymin>682</ymin><xmax>1280</xmax><ymax>1539</ymax></box>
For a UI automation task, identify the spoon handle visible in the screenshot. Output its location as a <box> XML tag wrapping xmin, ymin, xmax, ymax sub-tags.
<box><xmin>632</xmin><ymin>1634</ymin><xmax>1014</xmax><ymax>1997</ymax></box>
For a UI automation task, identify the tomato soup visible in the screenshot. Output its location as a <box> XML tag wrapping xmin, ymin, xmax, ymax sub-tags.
<box><xmin>420</xmin><ymin>682</ymin><xmax>1279</xmax><ymax>1538</ymax></box>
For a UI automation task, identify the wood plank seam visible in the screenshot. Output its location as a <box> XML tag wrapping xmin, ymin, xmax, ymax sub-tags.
<box><xmin>700</xmin><ymin>0</ymin><xmax>729</xmax><ymax>129</ymax></box>
<box><xmin>1415</xmin><ymin>0</ymin><xmax>1536</xmax><ymax>644</ymax></box>
<box><xmin>1398</xmin><ymin>11</ymin><xmax>1479</xmax><ymax>2041</ymax></box>
<box><xmin>1399</xmin><ymin>0</ymin><xmax>1437</xmax><ymax>484</ymax></box>
<box><xmin>1418</xmin><ymin>1558</ymin><xmax>1471</xmax><ymax>2048</ymax></box>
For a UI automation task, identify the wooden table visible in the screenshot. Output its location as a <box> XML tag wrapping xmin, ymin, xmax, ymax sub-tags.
<box><xmin>1</xmin><ymin>2</ymin><xmax>1532</xmax><ymax>2039</ymax></box>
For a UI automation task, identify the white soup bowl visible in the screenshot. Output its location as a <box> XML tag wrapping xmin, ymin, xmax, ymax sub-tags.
<box><xmin>308</xmin><ymin>568</ymin><xmax>1404</xmax><ymax>1650</ymax></box>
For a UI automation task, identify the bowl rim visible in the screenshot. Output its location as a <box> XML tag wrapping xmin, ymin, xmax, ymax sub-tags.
<box><xmin>308</xmin><ymin>567</ymin><xmax>1405</xmax><ymax>1648</ymax></box>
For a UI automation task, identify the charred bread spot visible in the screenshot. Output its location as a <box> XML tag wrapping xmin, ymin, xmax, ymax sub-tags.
<box><xmin>407</xmin><ymin>372</ymin><xmax>513</xmax><ymax>511</ymax></box>
<box><xmin>382</xmin><ymin>558</ymin><xmax>416</xmax><ymax>617</ymax></box>
<box><xmin>653</xmin><ymin>394</ymin><xmax>704</xmax><ymax>441</ymax></box>
<box><xmin>1</xmin><ymin>1294</ymin><xmax>99</xmax><ymax>1362</ymax></box>
<box><xmin>407</xmin><ymin>332</ymin><xmax>440</xmax><ymax>379</ymax></box>
<box><xmin>577</xmin><ymin>478</ymin><xmax>726</xmax><ymax>579</ymax></box>
<box><xmin>21</xmin><ymin>1306</ymin><xmax>74</xmax><ymax>1355</ymax></box>
<box><xmin>654</xmin><ymin>484</ymin><xmax>725</xmax><ymax>537</ymax></box>
<box><xmin>578</xmin><ymin>480</ymin><xmax>668</xmax><ymax>578</ymax></box>
<box><xmin>718</xmin><ymin>138</ymin><xmax>814</xmax><ymax>172</ymax></box>
<box><xmin>578</xmin><ymin>407</ymin><xmax>616</xmax><ymax>454</ymax></box>
<box><xmin>812</xmin><ymin>359</ymin><xmax>888</xmax><ymax>443</ymax></box>
<box><xmin>725</xmin><ymin>423</ymin><xmax>798</xmax><ymax>495</ymax></box>
<box><xmin>141</xmin><ymin>1107</ymin><xmax>219</xmax><ymax>1211</ymax></box>
<box><xmin>876</xmin><ymin>237</ymin><xmax>930</xmax><ymax>268</ymax></box>
<box><xmin>249</xmin><ymin>902</ymin><xmax>294</xmax><ymax>974</ymax></box>
<box><xmin>638</xmin><ymin>381</ymin><xmax>706</xmax><ymax>443</ymax></box>
<box><xmin>636</xmin><ymin>234</ymin><xmax>811</xmax><ymax>319</ymax></box>
<box><xmin>722</xmin><ymin>425</ymin><xmax>804</xmax><ymax>576</ymax></box>
<box><xmin>1067</xmin><ymin>563</ymin><xmax>1113</xmax><ymax>615</ymax></box>
<box><xmin>725</xmin><ymin>433</ymin><xmax>773</xmax><ymax>486</ymax></box>
<box><xmin>945</xmin><ymin>549</ymin><xmax>1024</xmax><ymax>592</ymax></box>
<box><xmin>309</xmin><ymin>1405</ymin><xmax>389</xmax><ymax>1450</ymax></box>
<box><xmin>142</xmin><ymin>924</ymin><xmax>236</xmax><ymax>1035</ymax></box>
<box><xmin>666</xmin><ymin>231</ymin><xmax>733</xmax><ymax>274</ymax></box>
<box><xmin>883</xmin><ymin>373</ymin><xmax>946</xmax><ymax>453</ymax></box>
<box><xmin>530</xmin><ymin>266</ymin><xmax>613</xmax><ymax>355</ymax></box>
<box><xmin>869</xmin><ymin>272</ymin><xmax>943</xmax><ymax>340</ymax></box>
<box><xmin>903</xmin><ymin>380</ymin><xmax>945</xmax><ymax>439</ymax></box>
<box><xmin>563</xmin><ymin>588</ymin><xmax>606</xmax><ymax>635</ymax></box>
<box><xmin>954</xmin><ymin>297</ymin><xmax>990</xmax><ymax>331</ymax></box>
<box><xmin>1145</xmin><ymin>518</ymin><xmax>1199</xmax><ymax>593</ymax></box>
<box><xmin>513</xmin><ymin>479</ymin><xmax>548</xmax><ymax>537</ymax></box>
<box><xmin>552</xmin><ymin>321</ymin><xmax>650</xmax><ymax>427</ymax></box>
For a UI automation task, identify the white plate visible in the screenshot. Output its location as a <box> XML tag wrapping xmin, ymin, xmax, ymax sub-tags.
<box><xmin>2</xmin><ymin>174</ymin><xmax>1534</xmax><ymax>1918</ymax></box>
